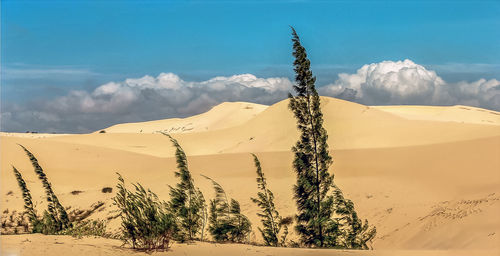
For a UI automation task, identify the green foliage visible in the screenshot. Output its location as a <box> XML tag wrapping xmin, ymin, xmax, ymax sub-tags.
<box><xmin>161</xmin><ymin>132</ymin><xmax>206</xmax><ymax>242</ymax></box>
<box><xmin>113</xmin><ymin>173</ymin><xmax>176</xmax><ymax>250</ymax></box>
<box><xmin>288</xmin><ymin>27</ymin><xmax>337</xmax><ymax>248</ymax></box>
<box><xmin>58</xmin><ymin>219</ymin><xmax>108</xmax><ymax>238</ymax></box>
<box><xmin>33</xmin><ymin>210</ymin><xmax>59</xmax><ymax>234</ymax></box>
<box><xmin>198</xmin><ymin>189</ymin><xmax>209</xmax><ymax>241</ymax></box>
<box><xmin>17</xmin><ymin>144</ymin><xmax>70</xmax><ymax>233</ymax></box>
<box><xmin>279</xmin><ymin>216</ymin><xmax>293</xmax><ymax>246</ymax></box>
<box><xmin>332</xmin><ymin>186</ymin><xmax>376</xmax><ymax>249</ymax></box>
<box><xmin>12</xmin><ymin>162</ymin><xmax>104</xmax><ymax>236</ymax></box>
<box><xmin>288</xmin><ymin>28</ymin><xmax>376</xmax><ymax>249</ymax></box>
<box><xmin>250</xmin><ymin>154</ymin><xmax>291</xmax><ymax>246</ymax></box>
<box><xmin>11</xmin><ymin>166</ymin><xmax>39</xmax><ymax>229</ymax></box>
<box><xmin>202</xmin><ymin>175</ymin><xmax>252</xmax><ymax>243</ymax></box>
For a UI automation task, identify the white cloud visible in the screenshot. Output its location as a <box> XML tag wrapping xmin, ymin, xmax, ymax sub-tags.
<box><xmin>320</xmin><ymin>59</ymin><xmax>500</xmax><ymax>109</ymax></box>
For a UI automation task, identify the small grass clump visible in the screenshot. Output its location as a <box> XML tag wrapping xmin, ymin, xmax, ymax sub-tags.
<box><xmin>101</xmin><ymin>187</ymin><xmax>113</xmax><ymax>193</ymax></box>
<box><xmin>59</xmin><ymin>219</ymin><xmax>109</xmax><ymax>238</ymax></box>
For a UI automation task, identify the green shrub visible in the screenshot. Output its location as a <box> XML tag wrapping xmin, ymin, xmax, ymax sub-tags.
<box><xmin>202</xmin><ymin>175</ymin><xmax>252</xmax><ymax>243</ymax></box>
<box><xmin>18</xmin><ymin>144</ymin><xmax>70</xmax><ymax>231</ymax></box>
<box><xmin>161</xmin><ymin>133</ymin><xmax>206</xmax><ymax>242</ymax></box>
<box><xmin>59</xmin><ymin>219</ymin><xmax>108</xmax><ymax>238</ymax></box>
<box><xmin>11</xmin><ymin>166</ymin><xmax>40</xmax><ymax>231</ymax></box>
<box><xmin>332</xmin><ymin>185</ymin><xmax>376</xmax><ymax>249</ymax></box>
<box><xmin>250</xmin><ymin>154</ymin><xmax>292</xmax><ymax>246</ymax></box>
<box><xmin>113</xmin><ymin>173</ymin><xmax>176</xmax><ymax>250</ymax></box>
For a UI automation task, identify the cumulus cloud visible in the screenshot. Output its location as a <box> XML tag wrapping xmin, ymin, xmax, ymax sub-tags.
<box><xmin>2</xmin><ymin>60</ymin><xmax>499</xmax><ymax>133</ymax></box>
<box><xmin>320</xmin><ymin>59</ymin><xmax>500</xmax><ymax>110</ymax></box>
<box><xmin>1</xmin><ymin>73</ymin><xmax>292</xmax><ymax>133</ymax></box>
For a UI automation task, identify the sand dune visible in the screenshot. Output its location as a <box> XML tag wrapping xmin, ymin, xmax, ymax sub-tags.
<box><xmin>101</xmin><ymin>102</ymin><xmax>268</xmax><ymax>134</ymax></box>
<box><xmin>38</xmin><ymin>97</ymin><xmax>500</xmax><ymax>158</ymax></box>
<box><xmin>374</xmin><ymin>105</ymin><xmax>500</xmax><ymax>125</ymax></box>
<box><xmin>1</xmin><ymin>96</ymin><xmax>499</xmax><ymax>255</ymax></box>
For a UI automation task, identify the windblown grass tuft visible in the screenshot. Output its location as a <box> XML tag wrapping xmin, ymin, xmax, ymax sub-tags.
<box><xmin>113</xmin><ymin>173</ymin><xmax>176</xmax><ymax>250</ymax></box>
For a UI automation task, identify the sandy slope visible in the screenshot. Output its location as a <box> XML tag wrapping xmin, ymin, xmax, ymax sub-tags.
<box><xmin>1</xmin><ymin>96</ymin><xmax>499</xmax><ymax>255</ymax></box>
<box><xmin>100</xmin><ymin>102</ymin><xmax>268</xmax><ymax>134</ymax></box>
<box><xmin>373</xmin><ymin>105</ymin><xmax>500</xmax><ymax>125</ymax></box>
<box><xmin>1</xmin><ymin>234</ymin><xmax>497</xmax><ymax>256</ymax></box>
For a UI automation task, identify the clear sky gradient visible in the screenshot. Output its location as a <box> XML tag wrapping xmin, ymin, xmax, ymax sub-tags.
<box><xmin>1</xmin><ymin>0</ymin><xmax>499</xmax><ymax>132</ymax></box>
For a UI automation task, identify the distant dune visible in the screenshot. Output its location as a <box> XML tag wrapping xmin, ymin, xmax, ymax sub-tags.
<box><xmin>373</xmin><ymin>105</ymin><xmax>500</xmax><ymax>125</ymax></box>
<box><xmin>1</xmin><ymin>96</ymin><xmax>499</xmax><ymax>255</ymax></box>
<box><xmin>101</xmin><ymin>101</ymin><xmax>268</xmax><ymax>134</ymax></box>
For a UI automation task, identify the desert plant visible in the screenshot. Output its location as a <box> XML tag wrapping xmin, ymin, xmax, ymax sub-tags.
<box><xmin>113</xmin><ymin>173</ymin><xmax>176</xmax><ymax>250</ymax></box>
<box><xmin>101</xmin><ymin>187</ymin><xmax>113</xmax><ymax>193</ymax></box>
<box><xmin>288</xmin><ymin>27</ymin><xmax>339</xmax><ymax>247</ymax></box>
<box><xmin>202</xmin><ymin>175</ymin><xmax>251</xmax><ymax>243</ymax></box>
<box><xmin>11</xmin><ymin>166</ymin><xmax>39</xmax><ymax>230</ymax></box>
<box><xmin>332</xmin><ymin>185</ymin><xmax>376</xmax><ymax>249</ymax></box>
<box><xmin>161</xmin><ymin>132</ymin><xmax>206</xmax><ymax>242</ymax></box>
<box><xmin>198</xmin><ymin>189</ymin><xmax>209</xmax><ymax>241</ymax></box>
<box><xmin>58</xmin><ymin>219</ymin><xmax>108</xmax><ymax>238</ymax></box>
<box><xmin>18</xmin><ymin>144</ymin><xmax>70</xmax><ymax>231</ymax></box>
<box><xmin>278</xmin><ymin>216</ymin><xmax>293</xmax><ymax>246</ymax></box>
<box><xmin>250</xmin><ymin>154</ymin><xmax>291</xmax><ymax>246</ymax></box>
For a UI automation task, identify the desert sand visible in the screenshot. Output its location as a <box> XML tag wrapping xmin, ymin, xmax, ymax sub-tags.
<box><xmin>1</xmin><ymin>96</ymin><xmax>499</xmax><ymax>255</ymax></box>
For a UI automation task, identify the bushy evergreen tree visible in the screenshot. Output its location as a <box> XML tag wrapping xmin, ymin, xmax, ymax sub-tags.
<box><xmin>18</xmin><ymin>144</ymin><xmax>70</xmax><ymax>231</ymax></box>
<box><xmin>250</xmin><ymin>153</ymin><xmax>291</xmax><ymax>246</ymax></box>
<box><xmin>288</xmin><ymin>27</ymin><xmax>337</xmax><ymax>247</ymax></box>
<box><xmin>202</xmin><ymin>174</ymin><xmax>251</xmax><ymax>243</ymax></box>
<box><xmin>288</xmin><ymin>27</ymin><xmax>376</xmax><ymax>249</ymax></box>
<box><xmin>161</xmin><ymin>133</ymin><xmax>206</xmax><ymax>241</ymax></box>
<box><xmin>113</xmin><ymin>173</ymin><xmax>176</xmax><ymax>250</ymax></box>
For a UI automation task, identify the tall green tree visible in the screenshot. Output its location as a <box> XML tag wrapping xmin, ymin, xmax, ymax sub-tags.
<box><xmin>161</xmin><ymin>133</ymin><xmax>205</xmax><ymax>241</ymax></box>
<box><xmin>19</xmin><ymin>144</ymin><xmax>70</xmax><ymax>231</ymax></box>
<box><xmin>250</xmin><ymin>153</ymin><xmax>291</xmax><ymax>246</ymax></box>
<box><xmin>288</xmin><ymin>27</ymin><xmax>338</xmax><ymax>247</ymax></box>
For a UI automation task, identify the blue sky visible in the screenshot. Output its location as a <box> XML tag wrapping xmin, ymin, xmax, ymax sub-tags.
<box><xmin>1</xmin><ymin>0</ymin><xmax>499</xmax><ymax>132</ymax></box>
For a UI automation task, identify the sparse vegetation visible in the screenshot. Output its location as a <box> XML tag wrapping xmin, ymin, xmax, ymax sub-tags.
<box><xmin>162</xmin><ymin>132</ymin><xmax>206</xmax><ymax>242</ymax></box>
<box><xmin>202</xmin><ymin>174</ymin><xmax>252</xmax><ymax>243</ymax></box>
<box><xmin>101</xmin><ymin>187</ymin><xmax>113</xmax><ymax>193</ymax></box>
<box><xmin>332</xmin><ymin>186</ymin><xmax>376</xmax><ymax>249</ymax></box>
<box><xmin>11</xmin><ymin>166</ymin><xmax>39</xmax><ymax>230</ymax></box>
<box><xmin>113</xmin><ymin>173</ymin><xmax>176</xmax><ymax>250</ymax></box>
<box><xmin>19</xmin><ymin>144</ymin><xmax>71</xmax><ymax>232</ymax></box>
<box><xmin>250</xmin><ymin>153</ymin><xmax>291</xmax><ymax>246</ymax></box>
<box><xmin>59</xmin><ymin>219</ymin><xmax>109</xmax><ymax>238</ymax></box>
<box><xmin>10</xmin><ymin>146</ymin><xmax>112</xmax><ymax>237</ymax></box>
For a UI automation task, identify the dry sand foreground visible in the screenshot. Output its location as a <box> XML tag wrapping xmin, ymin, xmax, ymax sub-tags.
<box><xmin>1</xmin><ymin>234</ymin><xmax>498</xmax><ymax>256</ymax></box>
<box><xmin>1</xmin><ymin>97</ymin><xmax>499</xmax><ymax>255</ymax></box>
